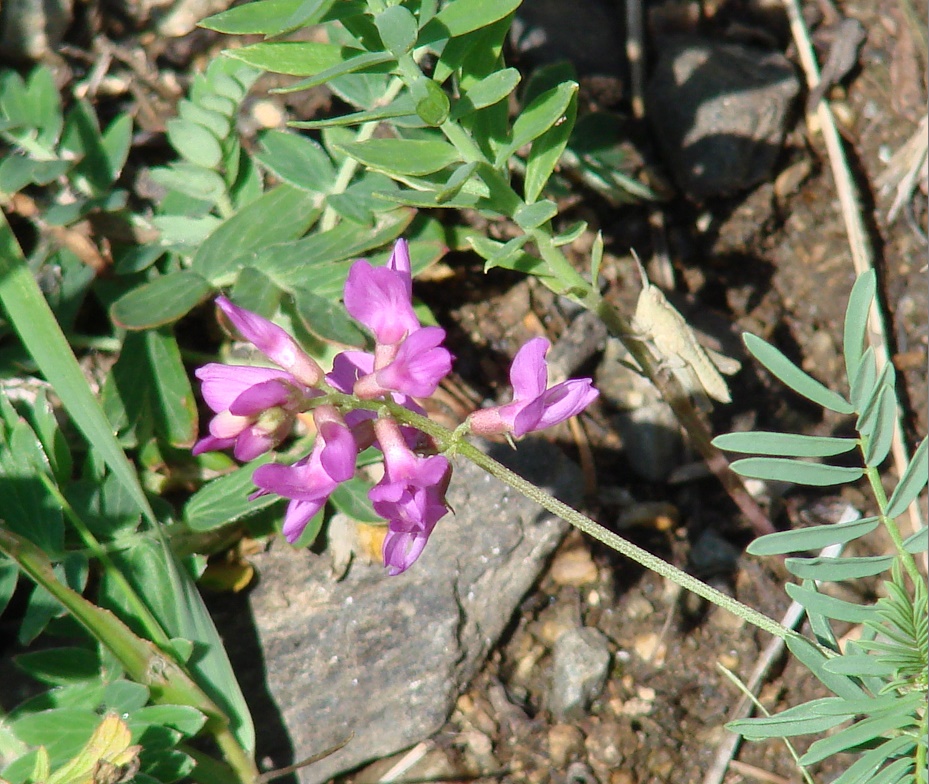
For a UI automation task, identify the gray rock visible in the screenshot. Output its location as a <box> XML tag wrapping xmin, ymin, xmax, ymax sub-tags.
<box><xmin>646</xmin><ymin>39</ymin><xmax>800</xmax><ymax>199</ymax></box>
<box><xmin>595</xmin><ymin>339</ymin><xmax>682</xmax><ymax>482</ymax></box>
<box><xmin>548</xmin><ymin>627</ymin><xmax>612</xmax><ymax>720</ymax></box>
<box><xmin>243</xmin><ymin>441</ymin><xmax>580</xmax><ymax>783</ymax></box>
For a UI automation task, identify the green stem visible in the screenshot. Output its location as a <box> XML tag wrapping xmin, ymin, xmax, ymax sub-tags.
<box><xmin>864</xmin><ymin>464</ymin><xmax>922</xmax><ymax>585</ymax></box>
<box><xmin>325</xmin><ymin>393</ymin><xmax>792</xmax><ymax>641</ymax></box>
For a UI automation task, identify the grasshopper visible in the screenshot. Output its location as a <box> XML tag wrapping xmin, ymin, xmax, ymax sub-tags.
<box><xmin>629</xmin><ymin>253</ymin><xmax>740</xmax><ymax>404</ymax></box>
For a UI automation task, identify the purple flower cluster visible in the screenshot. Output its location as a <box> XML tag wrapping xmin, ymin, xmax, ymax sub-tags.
<box><xmin>194</xmin><ymin>240</ymin><xmax>598</xmax><ymax>574</ymax></box>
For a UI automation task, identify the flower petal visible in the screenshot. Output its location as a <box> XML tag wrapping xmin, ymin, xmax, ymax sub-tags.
<box><xmin>327</xmin><ymin>350</ymin><xmax>374</xmax><ymax>393</ymax></box>
<box><xmin>196</xmin><ymin>364</ymin><xmax>290</xmax><ymax>412</ymax></box>
<box><xmin>387</xmin><ymin>238</ymin><xmax>412</xmax><ymax>299</ymax></box>
<box><xmin>216</xmin><ymin>296</ymin><xmax>322</xmax><ymax>386</ymax></box>
<box><xmin>343</xmin><ymin>260</ymin><xmax>419</xmax><ymax>344</ymax></box>
<box><xmin>282</xmin><ymin>498</ymin><xmax>326</xmax><ymax>543</ymax></box>
<box><xmin>533</xmin><ymin>380</ymin><xmax>599</xmax><ymax>431</ymax></box>
<box><xmin>229</xmin><ymin>378</ymin><xmax>294</xmax><ymax>416</ymax></box>
<box><xmin>382</xmin><ymin>527</ymin><xmax>429</xmax><ymax>575</ymax></box>
<box><xmin>374</xmin><ymin>327</ymin><xmax>453</xmax><ymax>397</ymax></box>
<box><xmin>509</xmin><ymin>337</ymin><xmax>550</xmax><ymax>400</ymax></box>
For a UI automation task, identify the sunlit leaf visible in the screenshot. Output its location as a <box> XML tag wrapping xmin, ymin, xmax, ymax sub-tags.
<box><xmin>863</xmin><ymin>384</ymin><xmax>896</xmax><ymax>467</ymax></box>
<box><xmin>110</xmin><ymin>270</ymin><xmax>214</xmax><ymax>330</ymax></box>
<box><xmin>746</xmin><ymin>517</ymin><xmax>879</xmax><ymax>556</ymax></box>
<box><xmin>843</xmin><ymin>269</ymin><xmax>875</xmax><ymax>382</ymax></box>
<box><xmin>785</xmin><ymin>583</ymin><xmax>878</xmax><ymax>622</ymax></box>
<box><xmin>743</xmin><ymin>333</ymin><xmax>855</xmax><ymax>414</ymax></box>
<box><xmin>226</xmin><ymin>41</ymin><xmax>345</xmax><ymax>76</ymax></box>
<box><xmin>335</xmin><ymin>138</ymin><xmax>461</xmax><ymax>176</ymax></box>
<box><xmin>886</xmin><ymin>437</ymin><xmax>928</xmax><ymax>519</ymax></box>
<box><xmin>421</xmin><ymin>0</ymin><xmax>520</xmax><ymax>39</ymax></box>
<box><xmin>730</xmin><ymin>457</ymin><xmax>863</xmax><ymax>486</ymax></box>
<box><xmin>184</xmin><ymin>454</ymin><xmax>279</xmax><ymax>531</ymax></box>
<box><xmin>714</xmin><ymin>431</ymin><xmax>859</xmax><ymax>458</ymax></box>
<box><xmin>495</xmin><ymin>82</ymin><xmax>578</xmax><ymax>168</ymax></box>
<box><xmin>785</xmin><ymin>554</ymin><xmax>895</xmax><ymax>581</ymax></box>
<box><xmin>727</xmin><ymin>698</ymin><xmax>849</xmax><ymax>740</ymax></box>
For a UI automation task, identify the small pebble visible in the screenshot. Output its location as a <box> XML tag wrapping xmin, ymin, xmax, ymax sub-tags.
<box><xmin>551</xmin><ymin>547</ymin><xmax>599</xmax><ymax>586</ymax></box>
<box><xmin>549</xmin><ymin>628</ymin><xmax>612</xmax><ymax>720</ymax></box>
<box><xmin>547</xmin><ymin>724</ymin><xmax>586</xmax><ymax>767</ymax></box>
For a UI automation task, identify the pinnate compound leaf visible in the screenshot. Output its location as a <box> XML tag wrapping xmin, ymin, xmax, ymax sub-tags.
<box><xmin>785</xmin><ymin>554</ymin><xmax>895</xmax><ymax>581</ymax></box>
<box><xmin>335</xmin><ymin>138</ymin><xmax>461</xmax><ymax>176</ymax></box>
<box><xmin>290</xmin><ymin>95</ymin><xmax>417</xmax><ymax>129</ymax></box>
<box><xmin>829</xmin><ymin>736</ymin><xmax>915</xmax><ymax>784</ymax></box>
<box><xmin>273</xmin><ymin>51</ymin><xmax>395</xmax><ymax>94</ymax></box>
<box><xmin>785</xmin><ymin>583</ymin><xmax>878</xmax><ymax>623</ymax></box>
<box><xmin>105</xmin><ymin>328</ymin><xmax>198</xmax><ymax>447</ymax></box>
<box><xmin>902</xmin><ymin>526</ymin><xmax>928</xmax><ymax>554</ymax></box>
<box><xmin>713</xmin><ymin>431</ymin><xmax>859</xmax><ymax>457</ymax></box>
<box><xmin>799</xmin><ymin>711</ymin><xmax>920</xmax><ymax>766</ymax></box>
<box><xmin>746</xmin><ymin>517</ymin><xmax>880</xmax><ymax>556</ymax></box>
<box><xmin>730</xmin><ymin>457</ymin><xmax>863</xmax><ymax>486</ymax></box>
<box><xmin>843</xmin><ymin>269</ymin><xmax>876</xmax><ymax>382</ymax></box>
<box><xmin>330</xmin><ymin>477</ymin><xmax>381</xmax><ymax>522</ymax></box>
<box><xmin>743</xmin><ymin>333</ymin><xmax>855</xmax><ymax>414</ymax></box>
<box><xmin>886</xmin><ymin>437</ymin><xmax>927</xmax><ymax>519</ymax></box>
<box><xmin>110</xmin><ymin>270</ymin><xmax>214</xmax><ymax>329</ymax></box>
<box><xmin>292</xmin><ymin>287</ymin><xmax>367</xmax><ymax>346</ymax></box>
<box><xmin>149</xmin><ymin>163</ymin><xmax>227</xmax><ymax>203</ymax></box>
<box><xmin>514</xmin><ymin>199</ymin><xmax>558</xmax><ymax>229</ymax></box>
<box><xmin>374</xmin><ymin>5</ymin><xmax>419</xmax><ymax>56</ymax></box>
<box><xmin>850</xmin><ymin>345</ymin><xmax>878</xmax><ymax>409</ymax></box>
<box><xmin>200</xmin><ymin>0</ymin><xmax>330</xmax><ymax>34</ymax></box>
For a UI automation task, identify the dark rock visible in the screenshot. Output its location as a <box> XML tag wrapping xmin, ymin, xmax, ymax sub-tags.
<box><xmin>548</xmin><ymin>627</ymin><xmax>612</xmax><ymax>720</ymax></box>
<box><xmin>646</xmin><ymin>39</ymin><xmax>800</xmax><ymax>199</ymax></box>
<box><xmin>243</xmin><ymin>441</ymin><xmax>581</xmax><ymax>783</ymax></box>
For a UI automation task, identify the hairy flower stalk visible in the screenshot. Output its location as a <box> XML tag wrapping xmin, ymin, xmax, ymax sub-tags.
<box><xmin>193</xmin><ymin>239</ymin><xmax>599</xmax><ymax>573</ymax></box>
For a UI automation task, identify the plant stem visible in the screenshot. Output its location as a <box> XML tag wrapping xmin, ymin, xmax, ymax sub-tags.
<box><xmin>326</xmin><ymin>393</ymin><xmax>792</xmax><ymax>641</ymax></box>
<box><xmin>864</xmin><ymin>464</ymin><xmax>922</xmax><ymax>585</ymax></box>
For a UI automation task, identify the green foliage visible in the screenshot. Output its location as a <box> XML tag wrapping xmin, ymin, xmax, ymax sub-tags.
<box><xmin>715</xmin><ymin>270</ymin><xmax>927</xmax><ymax>783</ymax></box>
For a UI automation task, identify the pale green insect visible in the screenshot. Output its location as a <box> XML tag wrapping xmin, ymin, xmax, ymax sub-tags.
<box><xmin>630</xmin><ymin>253</ymin><xmax>740</xmax><ymax>404</ymax></box>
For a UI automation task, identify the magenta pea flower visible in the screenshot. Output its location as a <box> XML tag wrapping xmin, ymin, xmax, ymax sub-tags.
<box><xmin>468</xmin><ymin>337</ymin><xmax>599</xmax><ymax>438</ymax></box>
<box><xmin>354</xmin><ymin>326</ymin><xmax>453</xmax><ymax>400</ymax></box>
<box><xmin>193</xmin><ymin>364</ymin><xmax>316</xmax><ymax>461</ymax></box>
<box><xmin>343</xmin><ymin>239</ymin><xmax>419</xmax><ymax>345</ymax></box>
<box><xmin>251</xmin><ymin>405</ymin><xmax>358</xmax><ymax>542</ymax></box>
<box><xmin>369</xmin><ymin>417</ymin><xmax>451</xmax><ymax>575</ymax></box>
<box><xmin>217</xmin><ymin>296</ymin><xmax>323</xmax><ymax>387</ymax></box>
